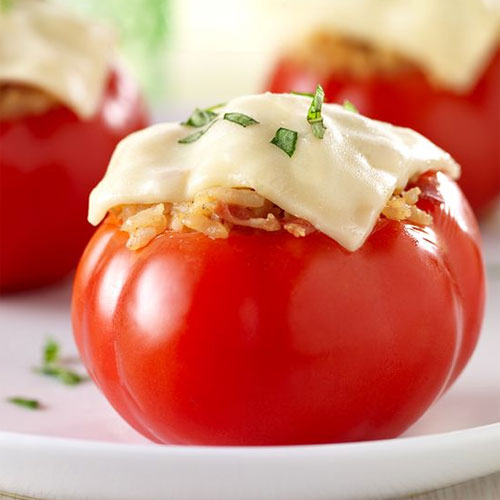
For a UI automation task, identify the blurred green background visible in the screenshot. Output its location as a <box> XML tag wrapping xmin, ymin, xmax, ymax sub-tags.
<box><xmin>62</xmin><ymin>0</ymin><xmax>291</xmax><ymax>113</ymax></box>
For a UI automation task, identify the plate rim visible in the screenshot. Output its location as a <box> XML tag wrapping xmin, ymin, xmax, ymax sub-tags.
<box><xmin>1</xmin><ymin>420</ymin><xmax>499</xmax><ymax>500</ymax></box>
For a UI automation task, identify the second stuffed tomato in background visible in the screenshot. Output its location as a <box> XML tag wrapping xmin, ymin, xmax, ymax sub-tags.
<box><xmin>0</xmin><ymin>0</ymin><xmax>148</xmax><ymax>292</ymax></box>
<box><xmin>268</xmin><ymin>0</ymin><xmax>500</xmax><ymax>214</ymax></box>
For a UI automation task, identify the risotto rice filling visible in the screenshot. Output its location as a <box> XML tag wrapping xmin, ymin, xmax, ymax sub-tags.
<box><xmin>110</xmin><ymin>185</ymin><xmax>432</xmax><ymax>251</ymax></box>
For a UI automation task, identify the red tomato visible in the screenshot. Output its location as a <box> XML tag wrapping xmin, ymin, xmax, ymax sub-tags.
<box><xmin>0</xmin><ymin>66</ymin><xmax>148</xmax><ymax>293</ymax></box>
<box><xmin>72</xmin><ymin>172</ymin><xmax>484</xmax><ymax>445</ymax></box>
<box><xmin>268</xmin><ymin>50</ymin><xmax>500</xmax><ymax>214</ymax></box>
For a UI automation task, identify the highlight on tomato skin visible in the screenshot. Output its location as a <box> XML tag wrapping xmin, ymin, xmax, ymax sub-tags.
<box><xmin>72</xmin><ymin>171</ymin><xmax>485</xmax><ymax>446</ymax></box>
<box><xmin>267</xmin><ymin>50</ymin><xmax>500</xmax><ymax>215</ymax></box>
<box><xmin>0</xmin><ymin>66</ymin><xmax>148</xmax><ymax>293</ymax></box>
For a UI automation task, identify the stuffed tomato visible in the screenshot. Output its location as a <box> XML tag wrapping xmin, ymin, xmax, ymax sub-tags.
<box><xmin>72</xmin><ymin>91</ymin><xmax>485</xmax><ymax>445</ymax></box>
<box><xmin>267</xmin><ymin>0</ymin><xmax>500</xmax><ymax>213</ymax></box>
<box><xmin>0</xmin><ymin>0</ymin><xmax>148</xmax><ymax>292</ymax></box>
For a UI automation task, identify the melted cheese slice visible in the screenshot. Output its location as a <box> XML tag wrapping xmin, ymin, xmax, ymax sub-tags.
<box><xmin>89</xmin><ymin>93</ymin><xmax>459</xmax><ymax>251</ymax></box>
<box><xmin>281</xmin><ymin>0</ymin><xmax>499</xmax><ymax>92</ymax></box>
<box><xmin>0</xmin><ymin>0</ymin><xmax>114</xmax><ymax>119</ymax></box>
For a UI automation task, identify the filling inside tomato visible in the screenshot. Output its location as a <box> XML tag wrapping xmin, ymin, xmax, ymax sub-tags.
<box><xmin>0</xmin><ymin>83</ymin><xmax>58</xmax><ymax>120</ymax></box>
<box><xmin>110</xmin><ymin>183</ymin><xmax>433</xmax><ymax>251</ymax></box>
<box><xmin>290</xmin><ymin>31</ymin><xmax>417</xmax><ymax>81</ymax></box>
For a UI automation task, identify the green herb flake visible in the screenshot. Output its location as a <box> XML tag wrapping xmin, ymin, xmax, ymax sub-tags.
<box><xmin>290</xmin><ymin>90</ymin><xmax>315</xmax><ymax>97</ymax></box>
<box><xmin>181</xmin><ymin>108</ymin><xmax>218</xmax><ymax>128</ymax></box>
<box><xmin>36</xmin><ymin>365</ymin><xmax>85</xmax><ymax>386</ymax></box>
<box><xmin>223</xmin><ymin>112</ymin><xmax>259</xmax><ymax>128</ymax></box>
<box><xmin>8</xmin><ymin>397</ymin><xmax>40</xmax><ymax>410</ymax></box>
<box><xmin>270</xmin><ymin>128</ymin><xmax>298</xmax><ymax>158</ymax></box>
<box><xmin>178</xmin><ymin>119</ymin><xmax>217</xmax><ymax>144</ymax></box>
<box><xmin>35</xmin><ymin>338</ymin><xmax>87</xmax><ymax>386</ymax></box>
<box><xmin>307</xmin><ymin>84</ymin><xmax>326</xmax><ymax>139</ymax></box>
<box><xmin>178</xmin><ymin>129</ymin><xmax>205</xmax><ymax>144</ymax></box>
<box><xmin>44</xmin><ymin>338</ymin><xmax>60</xmax><ymax>365</ymax></box>
<box><xmin>343</xmin><ymin>100</ymin><xmax>359</xmax><ymax>113</ymax></box>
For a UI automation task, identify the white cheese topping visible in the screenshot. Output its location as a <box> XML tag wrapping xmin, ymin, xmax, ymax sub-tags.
<box><xmin>89</xmin><ymin>93</ymin><xmax>459</xmax><ymax>251</ymax></box>
<box><xmin>0</xmin><ymin>0</ymin><xmax>114</xmax><ymax>119</ymax></box>
<box><xmin>279</xmin><ymin>0</ymin><xmax>500</xmax><ymax>92</ymax></box>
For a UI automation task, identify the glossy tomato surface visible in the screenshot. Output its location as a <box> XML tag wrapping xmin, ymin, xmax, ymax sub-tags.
<box><xmin>0</xmin><ymin>66</ymin><xmax>148</xmax><ymax>293</ymax></box>
<box><xmin>268</xmin><ymin>51</ymin><xmax>500</xmax><ymax>214</ymax></box>
<box><xmin>72</xmin><ymin>172</ymin><xmax>485</xmax><ymax>445</ymax></box>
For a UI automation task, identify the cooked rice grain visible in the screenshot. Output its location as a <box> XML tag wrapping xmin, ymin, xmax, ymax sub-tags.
<box><xmin>382</xmin><ymin>187</ymin><xmax>433</xmax><ymax>225</ymax></box>
<box><xmin>121</xmin><ymin>203</ymin><xmax>167</xmax><ymax>250</ymax></box>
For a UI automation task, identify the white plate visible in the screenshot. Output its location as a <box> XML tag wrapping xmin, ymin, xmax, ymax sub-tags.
<box><xmin>0</xmin><ymin>423</ymin><xmax>499</xmax><ymax>500</ymax></box>
<box><xmin>0</xmin><ymin>209</ymin><xmax>499</xmax><ymax>500</ymax></box>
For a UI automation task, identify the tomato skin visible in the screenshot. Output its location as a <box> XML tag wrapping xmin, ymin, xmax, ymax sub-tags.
<box><xmin>72</xmin><ymin>173</ymin><xmax>485</xmax><ymax>445</ymax></box>
<box><xmin>268</xmin><ymin>51</ymin><xmax>500</xmax><ymax>214</ymax></box>
<box><xmin>0</xmin><ymin>66</ymin><xmax>148</xmax><ymax>293</ymax></box>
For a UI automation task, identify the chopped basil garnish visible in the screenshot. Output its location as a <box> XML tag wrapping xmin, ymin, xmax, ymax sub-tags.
<box><xmin>8</xmin><ymin>397</ymin><xmax>40</xmax><ymax>410</ymax></box>
<box><xmin>311</xmin><ymin>121</ymin><xmax>326</xmax><ymax>139</ymax></box>
<box><xmin>35</xmin><ymin>338</ymin><xmax>87</xmax><ymax>386</ymax></box>
<box><xmin>36</xmin><ymin>365</ymin><xmax>84</xmax><ymax>386</ymax></box>
<box><xmin>307</xmin><ymin>84</ymin><xmax>326</xmax><ymax>139</ymax></box>
<box><xmin>343</xmin><ymin>100</ymin><xmax>359</xmax><ymax>113</ymax></box>
<box><xmin>178</xmin><ymin>119</ymin><xmax>217</xmax><ymax>144</ymax></box>
<box><xmin>291</xmin><ymin>90</ymin><xmax>315</xmax><ymax>97</ymax></box>
<box><xmin>44</xmin><ymin>338</ymin><xmax>60</xmax><ymax>364</ymax></box>
<box><xmin>181</xmin><ymin>101</ymin><xmax>227</xmax><ymax>128</ymax></box>
<box><xmin>223</xmin><ymin>112</ymin><xmax>259</xmax><ymax>128</ymax></box>
<box><xmin>178</xmin><ymin>129</ymin><xmax>206</xmax><ymax>144</ymax></box>
<box><xmin>270</xmin><ymin>128</ymin><xmax>298</xmax><ymax>157</ymax></box>
<box><xmin>181</xmin><ymin>108</ymin><xmax>218</xmax><ymax>128</ymax></box>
